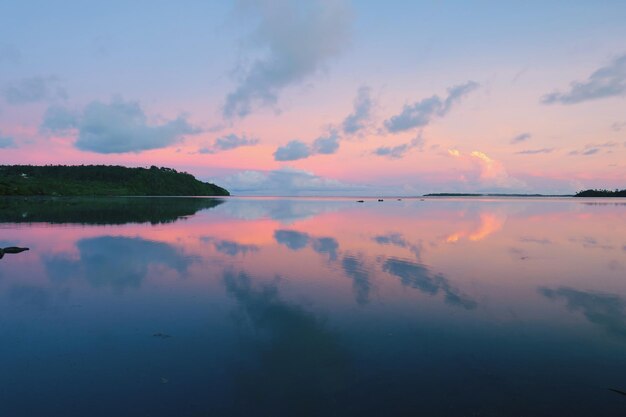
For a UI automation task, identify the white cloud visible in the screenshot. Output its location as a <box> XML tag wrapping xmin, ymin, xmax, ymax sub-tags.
<box><xmin>218</xmin><ymin>167</ymin><xmax>369</xmax><ymax>196</ymax></box>
<box><xmin>447</xmin><ymin>149</ymin><xmax>526</xmax><ymax>191</ymax></box>
<box><xmin>223</xmin><ymin>0</ymin><xmax>352</xmax><ymax>118</ymax></box>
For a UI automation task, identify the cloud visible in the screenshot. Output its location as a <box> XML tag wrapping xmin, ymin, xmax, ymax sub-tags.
<box><xmin>223</xmin><ymin>0</ymin><xmax>352</xmax><ymax>118</ymax></box>
<box><xmin>470</xmin><ymin>150</ymin><xmax>525</xmax><ymax>189</ymax></box>
<box><xmin>374</xmin><ymin>133</ymin><xmax>423</xmax><ymax>159</ymax></box>
<box><xmin>342</xmin><ymin>86</ymin><xmax>373</xmax><ymax>134</ymax></box>
<box><xmin>569</xmin><ymin>142</ymin><xmax>617</xmax><ymax>156</ymax></box>
<box><xmin>0</xmin><ymin>133</ymin><xmax>15</xmax><ymax>148</ymax></box>
<box><xmin>612</xmin><ymin>121</ymin><xmax>626</xmax><ymax>131</ymax></box>
<box><xmin>384</xmin><ymin>81</ymin><xmax>479</xmax><ymax>133</ymax></box>
<box><xmin>273</xmin><ymin>140</ymin><xmax>312</xmax><ymax>161</ymax></box>
<box><xmin>510</xmin><ymin>132</ymin><xmax>531</xmax><ymax>144</ymax></box>
<box><xmin>198</xmin><ymin>133</ymin><xmax>259</xmax><ymax>154</ymax></box>
<box><xmin>218</xmin><ymin>167</ymin><xmax>369</xmax><ymax>196</ymax></box>
<box><xmin>312</xmin><ymin>130</ymin><xmax>340</xmax><ymax>154</ymax></box>
<box><xmin>447</xmin><ymin>149</ymin><xmax>526</xmax><ymax>191</ymax></box>
<box><xmin>274</xmin><ymin>131</ymin><xmax>341</xmax><ymax>161</ymax></box>
<box><xmin>42</xmin><ymin>97</ymin><xmax>200</xmax><ymax>153</ymax></box>
<box><xmin>515</xmin><ymin>148</ymin><xmax>554</xmax><ymax>155</ymax></box>
<box><xmin>41</xmin><ymin>105</ymin><xmax>79</xmax><ymax>133</ymax></box>
<box><xmin>542</xmin><ymin>54</ymin><xmax>626</xmax><ymax>104</ymax></box>
<box><xmin>2</xmin><ymin>76</ymin><xmax>66</xmax><ymax>104</ymax></box>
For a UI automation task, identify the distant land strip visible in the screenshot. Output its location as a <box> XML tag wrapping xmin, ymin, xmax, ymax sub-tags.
<box><xmin>423</xmin><ymin>193</ymin><xmax>573</xmax><ymax>197</ymax></box>
<box><xmin>0</xmin><ymin>165</ymin><xmax>229</xmax><ymax>196</ymax></box>
<box><xmin>424</xmin><ymin>190</ymin><xmax>626</xmax><ymax>197</ymax></box>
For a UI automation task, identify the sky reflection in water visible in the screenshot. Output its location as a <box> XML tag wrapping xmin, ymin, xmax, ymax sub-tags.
<box><xmin>1</xmin><ymin>197</ymin><xmax>626</xmax><ymax>416</ymax></box>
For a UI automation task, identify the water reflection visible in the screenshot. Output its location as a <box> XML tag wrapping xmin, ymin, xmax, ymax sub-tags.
<box><xmin>8</xmin><ymin>284</ymin><xmax>70</xmax><ymax>311</ymax></box>
<box><xmin>274</xmin><ymin>229</ymin><xmax>310</xmax><ymax>250</ymax></box>
<box><xmin>0</xmin><ymin>197</ymin><xmax>625</xmax><ymax>416</ymax></box>
<box><xmin>373</xmin><ymin>233</ymin><xmax>422</xmax><ymax>258</ymax></box>
<box><xmin>224</xmin><ymin>270</ymin><xmax>352</xmax><ymax>416</ymax></box>
<box><xmin>274</xmin><ymin>229</ymin><xmax>339</xmax><ymax>260</ymax></box>
<box><xmin>214</xmin><ymin>198</ymin><xmax>352</xmax><ymax>223</ymax></box>
<box><xmin>341</xmin><ymin>255</ymin><xmax>371</xmax><ymax>305</ymax></box>
<box><xmin>0</xmin><ymin>246</ymin><xmax>29</xmax><ymax>259</ymax></box>
<box><xmin>0</xmin><ymin>196</ymin><xmax>223</xmax><ymax>225</ymax></box>
<box><xmin>201</xmin><ymin>237</ymin><xmax>260</xmax><ymax>257</ymax></box>
<box><xmin>44</xmin><ymin>236</ymin><xmax>191</xmax><ymax>291</ymax></box>
<box><xmin>383</xmin><ymin>258</ymin><xmax>477</xmax><ymax>309</ymax></box>
<box><xmin>540</xmin><ymin>286</ymin><xmax>626</xmax><ymax>338</ymax></box>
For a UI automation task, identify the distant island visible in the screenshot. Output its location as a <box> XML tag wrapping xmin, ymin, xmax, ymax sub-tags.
<box><xmin>423</xmin><ymin>190</ymin><xmax>626</xmax><ymax>198</ymax></box>
<box><xmin>574</xmin><ymin>189</ymin><xmax>626</xmax><ymax>197</ymax></box>
<box><xmin>423</xmin><ymin>193</ymin><xmax>572</xmax><ymax>197</ymax></box>
<box><xmin>0</xmin><ymin>165</ymin><xmax>229</xmax><ymax>196</ymax></box>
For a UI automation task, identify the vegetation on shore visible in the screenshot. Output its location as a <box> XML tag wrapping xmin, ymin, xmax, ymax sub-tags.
<box><xmin>0</xmin><ymin>165</ymin><xmax>229</xmax><ymax>196</ymax></box>
<box><xmin>574</xmin><ymin>189</ymin><xmax>626</xmax><ymax>197</ymax></box>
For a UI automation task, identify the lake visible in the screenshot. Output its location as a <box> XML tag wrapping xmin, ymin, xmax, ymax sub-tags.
<box><xmin>1</xmin><ymin>196</ymin><xmax>625</xmax><ymax>416</ymax></box>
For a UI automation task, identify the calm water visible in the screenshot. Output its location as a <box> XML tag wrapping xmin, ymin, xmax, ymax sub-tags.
<box><xmin>1</xmin><ymin>196</ymin><xmax>626</xmax><ymax>416</ymax></box>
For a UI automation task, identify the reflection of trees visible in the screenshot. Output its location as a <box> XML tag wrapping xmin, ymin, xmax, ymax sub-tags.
<box><xmin>0</xmin><ymin>197</ymin><xmax>224</xmax><ymax>225</ymax></box>
<box><xmin>540</xmin><ymin>286</ymin><xmax>626</xmax><ymax>337</ymax></box>
<box><xmin>383</xmin><ymin>258</ymin><xmax>477</xmax><ymax>310</ymax></box>
<box><xmin>45</xmin><ymin>236</ymin><xmax>191</xmax><ymax>291</ymax></box>
<box><xmin>223</xmin><ymin>270</ymin><xmax>352</xmax><ymax>416</ymax></box>
<box><xmin>0</xmin><ymin>246</ymin><xmax>29</xmax><ymax>260</ymax></box>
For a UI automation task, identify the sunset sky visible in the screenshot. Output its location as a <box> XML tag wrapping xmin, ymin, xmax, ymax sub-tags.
<box><xmin>1</xmin><ymin>0</ymin><xmax>625</xmax><ymax>195</ymax></box>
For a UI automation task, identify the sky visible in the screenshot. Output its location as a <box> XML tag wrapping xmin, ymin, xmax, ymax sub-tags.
<box><xmin>1</xmin><ymin>0</ymin><xmax>625</xmax><ymax>195</ymax></box>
